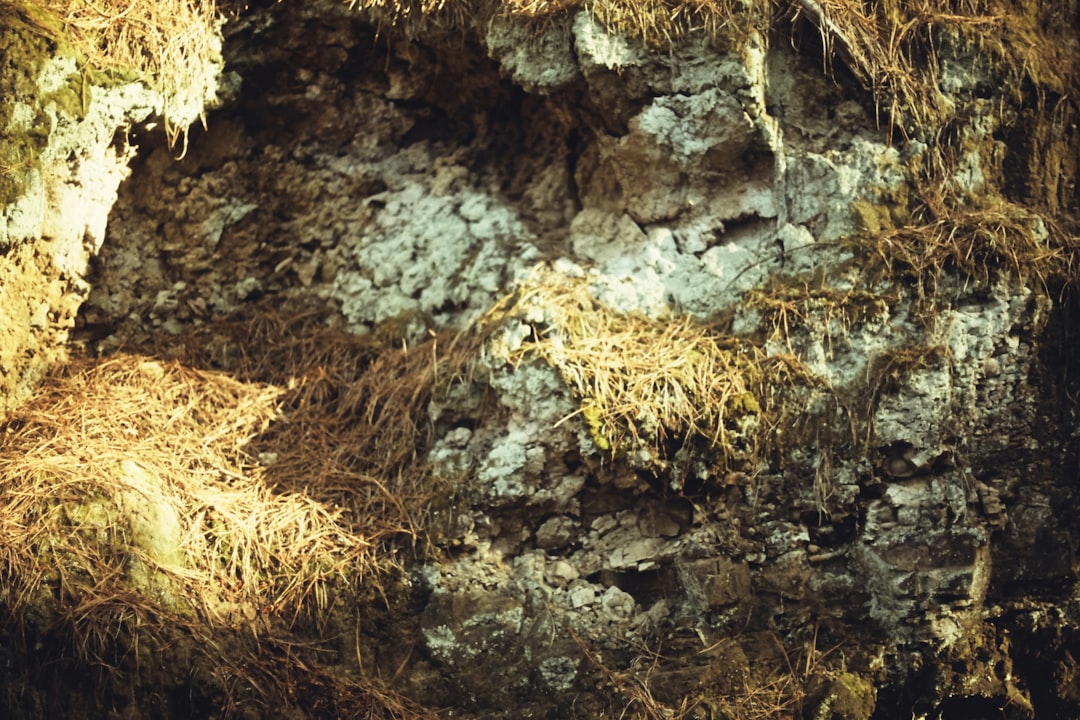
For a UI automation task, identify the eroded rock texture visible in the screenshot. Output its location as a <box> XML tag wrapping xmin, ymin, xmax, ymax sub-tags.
<box><xmin>0</xmin><ymin>4</ymin><xmax>220</xmax><ymax>413</ymax></box>
<box><xmin>3</xmin><ymin>0</ymin><xmax>1080</xmax><ymax>717</ymax></box>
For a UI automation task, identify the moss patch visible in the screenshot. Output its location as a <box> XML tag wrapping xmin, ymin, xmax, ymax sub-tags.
<box><xmin>0</xmin><ymin>4</ymin><xmax>64</xmax><ymax>206</ymax></box>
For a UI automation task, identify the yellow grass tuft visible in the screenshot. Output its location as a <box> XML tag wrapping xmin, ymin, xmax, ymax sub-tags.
<box><xmin>490</xmin><ymin>268</ymin><xmax>815</xmax><ymax>472</ymax></box>
<box><xmin>0</xmin><ymin>356</ymin><xmax>369</xmax><ymax>630</ymax></box>
<box><xmin>587</xmin><ymin>0</ymin><xmax>770</xmax><ymax>47</ymax></box>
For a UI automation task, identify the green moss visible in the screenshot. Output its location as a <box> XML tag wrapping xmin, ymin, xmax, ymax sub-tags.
<box><xmin>0</xmin><ymin>3</ymin><xmax>149</xmax><ymax>207</ymax></box>
<box><xmin>47</xmin><ymin>71</ymin><xmax>91</xmax><ymax>120</ymax></box>
<box><xmin>83</xmin><ymin>63</ymin><xmax>144</xmax><ymax>89</ymax></box>
<box><xmin>64</xmin><ymin>495</ymin><xmax>119</xmax><ymax>539</ymax></box>
<box><xmin>582</xmin><ymin>401</ymin><xmax>611</xmax><ymax>452</ymax></box>
<box><xmin>806</xmin><ymin>671</ymin><xmax>876</xmax><ymax>720</ymax></box>
<box><xmin>727</xmin><ymin>391</ymin><xmax>761</xmax><ymax>415</ymax></box>
<box><xmin>46</xmin><ymin>63</ymin><xmax>147</xmax><ymax>122</ymax></box>
<box><xmin>0</xmin><ymin>3</ymin><xmax>64</xmax><ymax>207</ymax></box>
<box><xmin>0</xmin><ymin>5</ymin><xmax>65</xmax><ymax>120</ymax></box>
<box><xmin>852</xmin><ymin>199</ymin><xmax>894</xmax><ymax>234</ymax></box>
<box><xmin>0</xmin><ymin>141</ymin><xmax>38</xmax><ymax>206</ymax></box>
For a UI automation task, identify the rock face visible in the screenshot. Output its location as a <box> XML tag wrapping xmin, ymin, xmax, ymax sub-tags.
<box><xmin>3</xmin><ymin>0</ymin><xmax>1080</xmax><ymax>718</ymax></box>
<box><xmin>0</xmin><ymin>3</ymin><xmax>220</xmax><ymax>412</ymax></box>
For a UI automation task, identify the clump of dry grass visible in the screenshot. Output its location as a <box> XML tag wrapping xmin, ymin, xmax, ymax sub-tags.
<box><xmin>869</xmin><ymin>201</ymin><xmax>1078</xmax><ymax>300</ymax></box>
<box><xmin>218</xmin><ymin>637</ymin><xmax>439</xmax><ymax>720</ymax></box>
<box><xmin>586</xmin><ymin>0</ymin><xmax>771</xmax><ymax>47</ymax></box>
<box><xmin>139</xmin><ymin>308</ymin><xmax>486</xmax><ymax>500</ymax></box>
<box><xmin>491</xmin><ymin>268</ymin><xmax>813</xmax><ymax>471</ymax></box>
<box><xmin>0</xmin><ymin>356</ymin><xmax>365</xmax><ymax>633</ymax></box>
<box><xmin>575</xmin><ymin>628</ymin><xmax>847</xmax><ymax>720</ymax></box>
<box><xmin>789</xmin><ymin>0</ymin><xmax>978</xmax><ymax>134</ymax></box>
<box><xmin>0</xmin><ymin>307</ymin><xmax>483</xmax><ymax>716</ymax></box>
<box><xmin>37</xmin><ymin>0</ymin><xmax>223</xmax><ymax>148</ymax></box>
<box><xmin>788</xmin><ymin>0</ymin><xmax>1076</xmax><ymax>137</ymax></box>
<box><xmin>497</xmin><ymin>269</ymin><xmax>765</xmax><ymax>461</ymax></box>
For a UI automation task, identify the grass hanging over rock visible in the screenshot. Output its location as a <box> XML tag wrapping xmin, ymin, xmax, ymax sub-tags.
<box><xmin>31</xmin><ymin>0</ymin><xmax>224</xmax><ymax>147</ymax></box>
<box><xmin>492</xmin><ymin>268</ymin><xmax>818</xmax><ymax>473</ymax></box>
<box><xmin>866</xmin><ymin>201</ymin><xmax>1080</xmax><ymax>303</ymax></box>
<box><xmin>17</xmin><ymin>0</ymin><xmax>1077</xmax><ymax>217</ymax></box>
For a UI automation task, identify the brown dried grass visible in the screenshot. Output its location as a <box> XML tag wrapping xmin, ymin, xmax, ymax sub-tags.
<box><xmin>574</xmin><ymin>628</ymin><xmax>837</xmax><ymax>720</ymax></box>
<box><xmin>491</xmin><ymin>268</ymin><xmax>813</xmax><ymax>470</ymax></box>
<box><xmin>586</xmin><ymin>0</ymin><xmax>771</xmax><ymax>47</ymax></box>
<box><xmin>0</xmin><ymin>355</ymin><xmax>372</xmax><ymax>634</ymax></box>
<box><xmin>38</xmin><ymin>0</ymin><xmax>223</xmax><ymax>147</ymax></box>
<box><xmin>0</xmin><ymin>307</ymin><xmax>479</xmax><ymax>717</ymax></box>
<box><xmin>218</xmin><ymin>637</ymin><xmax>439</xmax><ymax>720</ymax></box>
<box><xmin>788</xmin><ymin>0</ymin><xmax>1078</xmax><ymax>139</ymax></box>
<box><xmin>870</xmin><ymin>201</ymin><xmax>1078</xmax><ymax>300</ymax></box>
<box><xmin>138</xmin><ymin>308</ymin><xmax>486</xmax><ymax>498</ymax></box>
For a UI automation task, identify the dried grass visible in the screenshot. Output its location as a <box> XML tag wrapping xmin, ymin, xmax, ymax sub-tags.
<box><xmin>139</xmin><ymin>308</ymin><xmax>486</xmax><ymax>499</ymax></box>
<box><xmin>0</xmin><ymin>356</ymin><xmax>355</xmax><ymax>631</ymax></box>
<box><xmin>748</xmin><ymin>283</ymin><xmax>893</xmax><ymax>356</ymax></box>
<box><xmin>217</xmin><ymin>638</ymin><xmax>439</xmax><ymax>720</ymax></box>
<box><xmin>586</xmin><ymin>0</ymin><xmax>771</xmax><ymax>47</ymax></box>
<box><xmin>788</xmin><ymin>0</ymin><xmax>1077</xmax><ymax>137</ymax></box>
<box><xmin>0</xmin><ymin>307</ymin><xmax>481</xmax><ymax>717</ymax></box>
<box><xmin>19</xmin><ymin>0</ymin><xmax>1076</xmax><ymax>215</ymax></box>
<box><xmin>574</xmin><ymin>629</ymin><xmax>838</xmax><ymax>720</ymax></box>
<box><xmin>491</xmin><ymin>268</ymin><xmax>814</xmax><ymax>471</ymax></box>
<box><xmin>869</xmin><ymin>201</ymin><xmax>1078</xmax><ymax>300</ymax></box>
<box><xmin>37</xmin><ymin>0</ymin><xmax>223</xmax><ymax>148</ymax></box>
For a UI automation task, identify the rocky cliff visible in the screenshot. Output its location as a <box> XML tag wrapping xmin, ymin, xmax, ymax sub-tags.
<box><xmin>1</xmin><ymin>0</ymin><xmax>1079</xmax><ymax>718</ymax></box>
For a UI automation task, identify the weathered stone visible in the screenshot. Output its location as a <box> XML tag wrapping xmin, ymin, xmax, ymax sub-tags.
<box><xmin>422</xmin><ymin>591</ymin><xmax>524</xmax><ymax>659</ymax></box>
<box><xmin>676</xmin><ymin>556</ymin><xmax>752</xmax><ymax>610</ymax></box>
<box><xmin>534</xmin><ymin>515</ymin><xmax>579</xmax><ymax>550</ymax></box>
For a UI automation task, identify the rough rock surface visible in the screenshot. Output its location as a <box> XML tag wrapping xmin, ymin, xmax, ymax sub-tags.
<box><xmin>3</xmin><ymin>0</ymin><xmax>1080</xmax><ymax>718</ymax></box>
<box><xmin>0</xmin><ymin>5</ymin><xmax>220</xmax><ymax>412</ymax></box>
